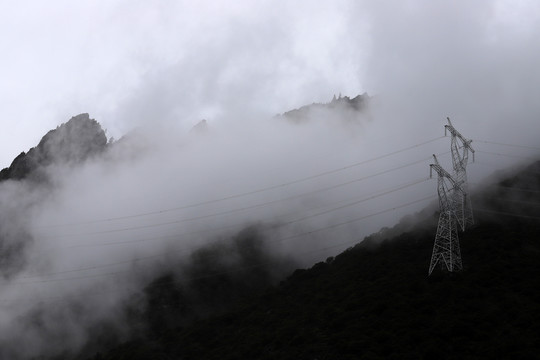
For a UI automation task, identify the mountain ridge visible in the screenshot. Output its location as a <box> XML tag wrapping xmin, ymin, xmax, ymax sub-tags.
<box><xmin>280</xmin><ymin>93</ymin><xmax>370</xmax><ymax>123</ymax></box>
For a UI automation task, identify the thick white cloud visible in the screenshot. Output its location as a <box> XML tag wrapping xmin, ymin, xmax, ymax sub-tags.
<box><xmin>1</xmin><ymin>1</ymin><xmax>538</xmax><ymax>166</ymax></box>
<box><xmin>360</xmin><ymin>0</ymin><xmax>540</xmax><ymax>146</ymax></box>
<box><xmin>0</xmin><ymin>0</ymin><xmax>365</xmax><ymax>166</ymax></box>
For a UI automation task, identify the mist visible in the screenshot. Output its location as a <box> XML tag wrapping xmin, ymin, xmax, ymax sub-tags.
<box><xmin>1</xmin><ymin>1</ymin><xmax>540</xmax><ymax>358</ymax></box>
<box><xmin>0</xmin><ymin>102</ymin><xmax>401</xmax><ymax>358</ymax></box>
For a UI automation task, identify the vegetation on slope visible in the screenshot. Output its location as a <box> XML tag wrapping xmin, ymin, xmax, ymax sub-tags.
<box><xmin>78</xmin><ymin>161</ymin><xmax>540</xmax><ymax>360</ymax></box>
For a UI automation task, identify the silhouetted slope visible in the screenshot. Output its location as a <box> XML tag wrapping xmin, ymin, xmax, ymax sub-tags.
<box><xmin>53</xmin><ymin>226</ymin><xmax>295</xmax><ymax>360</ymax></box>
<box><xmin>281</xmin><ymin>93</ymin><xmax>370</xmax><ymax>123</ymax></box>
<box><xmin>0</xmin><ymin>113</ymin><xmax>107</xmax><ymax>182</ymax></box>
<box><xmin>82</xmin><ymin>162</ymin><xmax>540</xmax><ymax>360</ymax></box>
<box><xmin>136</xmin><ymin>226</ymin><xmax>295</xmax><ymax>336</ymax></box>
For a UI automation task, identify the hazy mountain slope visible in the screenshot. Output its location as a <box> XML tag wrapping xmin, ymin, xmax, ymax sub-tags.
<box><xmin>280</xmin><ymin>93</ymin><xmax>370</xmax><ymax>123</ymax></box>
<box><xmin>80</xmin><ymin>162</ymin><xmax>540</xmax><ymax>360</ymax></box>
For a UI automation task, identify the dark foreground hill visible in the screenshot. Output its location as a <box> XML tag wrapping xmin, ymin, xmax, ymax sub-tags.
<box><xmin>76</xmin><ymin>161</ymin><xmax>540</xmax><ymax>360</ymax></box>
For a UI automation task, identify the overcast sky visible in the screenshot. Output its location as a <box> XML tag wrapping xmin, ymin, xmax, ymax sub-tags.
<box><xmin>1</xmin><ymin>0</ymin><xmax>539</xmax><ymax>166</ymax></box>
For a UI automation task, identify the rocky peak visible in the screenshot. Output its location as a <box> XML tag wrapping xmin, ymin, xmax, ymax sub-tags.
<box><xmin>281</xmin><ymin>93</ymin><xmax>370</xmax><ymax>123</ymax></box>
<box><xmin>190</xmin><ymin>119</ymin><xmax>209</xmax><ymax>134</ymax></box>
<box><xmin>0</xmin><ymin>113</ymin><xmax>108</xmax><ymax>182</ymax></box>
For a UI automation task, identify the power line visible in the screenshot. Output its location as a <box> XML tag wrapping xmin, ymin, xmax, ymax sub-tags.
<box><xmin>7</xmin><ymin>194</ymin><xmax>435</xmax><ymax>286</ymax></box>
<box><xmin>21</xmin><ymin>178</ymin><xmax>431</xmax><ymax>280</ymax></box>
<box><xmin>475</xmin><ymin>208</ymin><xmax>540</xmax><ymax>220</ymax></box>
<box><xmin>37</xmin><ymin>154</ymin><xmax>442</xmax><ymax>239</ymax></box>
<box><xmin>275</xmin><ymin>196</ymin><xmax>435</xmax><ymax>244</ymax></box>
<box><xmin>473</xmin><ymin>139</ymin><xmax>540</xmax><ymax>151</ymax></box>
<box><xmin>280</xmin><ymin>178</ymin><xmax>429</xmax><ymax>226</ymax></box>
<box><xmin>476</xmin><ymin>150</ymin><xmax>537</xmax><ymax>161</ymax></box>
<box><xmin>38</xmin><ymin>174</ymin><xmax>431</xmax><ymax>251</ymax></box>
<box><xmin>6</xmin><ymin>196</ymin><xmax>539</xmax><ymax>302</ymax></box>
<box><xmin>0</xmin><ymin>236</ymin><xmax>364</xmax><ymax>305</ymax></box>
<box><xmin>9</xmin><ymin>162</ymin><xmax>540</xmax><ymax>295</ymax></box>
<box><xmin>34</xmin><ymin>136</ymin><xmax>445</xmax><ymax>230</ymax></box>
<box><xmin>6</xmin><ymin>196</ymin><xmax>540</xmax><ymax>301</ymax></box>
<box><xmin>470</xmin><ymin>182</ymin><xmax>540</xmax><ymax>194</ymax></box>
<box><xmin>10</xmin><ymin>197</ymin><xmax>540</xmax><ymax>301</ymax></box>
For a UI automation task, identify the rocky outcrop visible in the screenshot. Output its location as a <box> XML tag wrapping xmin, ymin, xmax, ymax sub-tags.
<box><xmin>281</xmin><ymin>93</ymin><xmax>370</xmax><ymax>123</ymax></box>
<box><xmin>0</xmin><ymin>113</ymin><xmax>107</xmax><ymax>182</ymax></box>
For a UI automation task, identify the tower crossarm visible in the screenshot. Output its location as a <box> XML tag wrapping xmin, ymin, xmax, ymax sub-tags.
<box><xmin>430</xmin><ymin>154</ymin><xmax>462</xmax><ymax>214</ymax></box>
<box><xmin>443</xmin><ymin>118</ymin><xmax>475</xmax><ymax>230</ymax></box>
<box><xmin>445</xmin><ymin>117</ymin><xmax>475</xmax><ymax>162</ymax></box>
<box><xmin>430</xmin><ymin>155</ymin><xmax>456</xmax><ymax>186</ymax></box>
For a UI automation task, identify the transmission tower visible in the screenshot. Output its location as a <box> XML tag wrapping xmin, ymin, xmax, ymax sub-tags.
<box><xmin>428</xmin><ymin>154</ymin><xmax>463</xmax><ymax>275</ymax></box>
<box><xmin>445</xmin><ymin>117</ymin><xmax>475</xmax><ymax>231</ymax></box>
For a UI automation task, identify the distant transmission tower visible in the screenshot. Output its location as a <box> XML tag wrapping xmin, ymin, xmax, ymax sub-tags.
<box><xmin>445</xmin><ymin>117</ymin><xmax>475</xmax><ymax>230</ymax></box>
<box><xmin>428</xmin><ymin>154</ymin><xmax>463</xmax><ymax>275</ymax></box>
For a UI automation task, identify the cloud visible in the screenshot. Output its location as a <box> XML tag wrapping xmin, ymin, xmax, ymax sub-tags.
<box><xmin>360</xmin><ymin>1</ymin><xmax>540</xmax><ymax>143</ymax></box>
<box><xmin>0</xmin><ymin>101</ymin><xmax>382</xmax><ymax>357</ymax></box>
<box><xmin>0</xmin><ymin>0</ymin><xmax>366</xmax><ymax>166</ymax></box>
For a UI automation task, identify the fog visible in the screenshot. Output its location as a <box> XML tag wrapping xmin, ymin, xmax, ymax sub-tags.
<box><xmin>1</xmin><ymin>104</ymin><xmax>415</xmax><ymax>358</ymax></box>
<box><xmin>1</xmin><ymin>1</ymin><xmax>540</xmax><ymax>358</ymax></box>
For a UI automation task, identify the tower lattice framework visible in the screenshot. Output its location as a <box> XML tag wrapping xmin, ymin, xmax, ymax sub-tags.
<box><xmin>429</xmin><ymin>155</ymin><xmax>463</xmax><ymax>275</ymax></box>
<box><xmin>445</xmin><ymin>117</ymin><xmax>475</xmax><ymax>231</ymax></box>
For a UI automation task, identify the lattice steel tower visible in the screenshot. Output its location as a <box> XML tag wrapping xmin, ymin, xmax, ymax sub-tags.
<box><xmin>429</xmin><ymin>155</ymin><xmax>463</xmax><ymax>275</ymax></box>
<box><xmin>445</xmin><ymin>117</ymin><xmax>475</xmax><ymax>231</ymax></box>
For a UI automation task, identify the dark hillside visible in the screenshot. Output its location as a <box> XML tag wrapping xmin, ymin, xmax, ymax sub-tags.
<box><xmin>81</xmin><ymin>162</ymin><xmax>540</xmax><ymax>360</ymax></box>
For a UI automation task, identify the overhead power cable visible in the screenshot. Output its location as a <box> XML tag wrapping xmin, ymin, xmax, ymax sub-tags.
<box><xmin>476</xmin><ymin>150</ymin><xmax>537</xmax><ymax>161</ymax></box>
<box><xmin>469</xmin><ymin>182</ymin><xmax>540</xmax><ymax>194</ymax></box>
<box><xmin>473</xmin><ymin>139</ymin><xmax>540</xmax><ymax>151</ymax></box>
<box><xmin>275</xmin><ymin>196</ymin><xmax>435</xmax><ymax>244</ymax></box>
<box><xmin>7</xmin><ymin>194</ymin><xmax>435</xmax><ymax>286</ymax></box>
<box><xmin>37</xmin><ymin>154</ymin><xmax>442</xmax><ymax>239</ymax></box>
<box><xmin>25</xmin><ymin>177</ymin><xmax>431</xmax><ymax>279</ymax></box>
<box><xmin>475</xmin><ymin>208</ymin><xmax>540</xmax><ymax>220</ymax></box>
<box><xmin>0</xmin><ymin>236</ymin><xmax>364</xmax><ymax>305</ymax></box>
<box><xmin>280</xmin><ymin>178</ymin><xmax>429</xmax><ymax>226</ymax></box>
<box><xmin>8</xmin><ymin>196</ymin><xmax>540</xmax><ymax>302</ymax></box>
<box><xmin>38</xmin><ymin>174</ymin><xmax>430</xmax><ymax>252</ymax></box>
<box><xmin>35</xmin><ymin>136</ymin><xmax>445</xmax><ymax>229</ymax></box>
